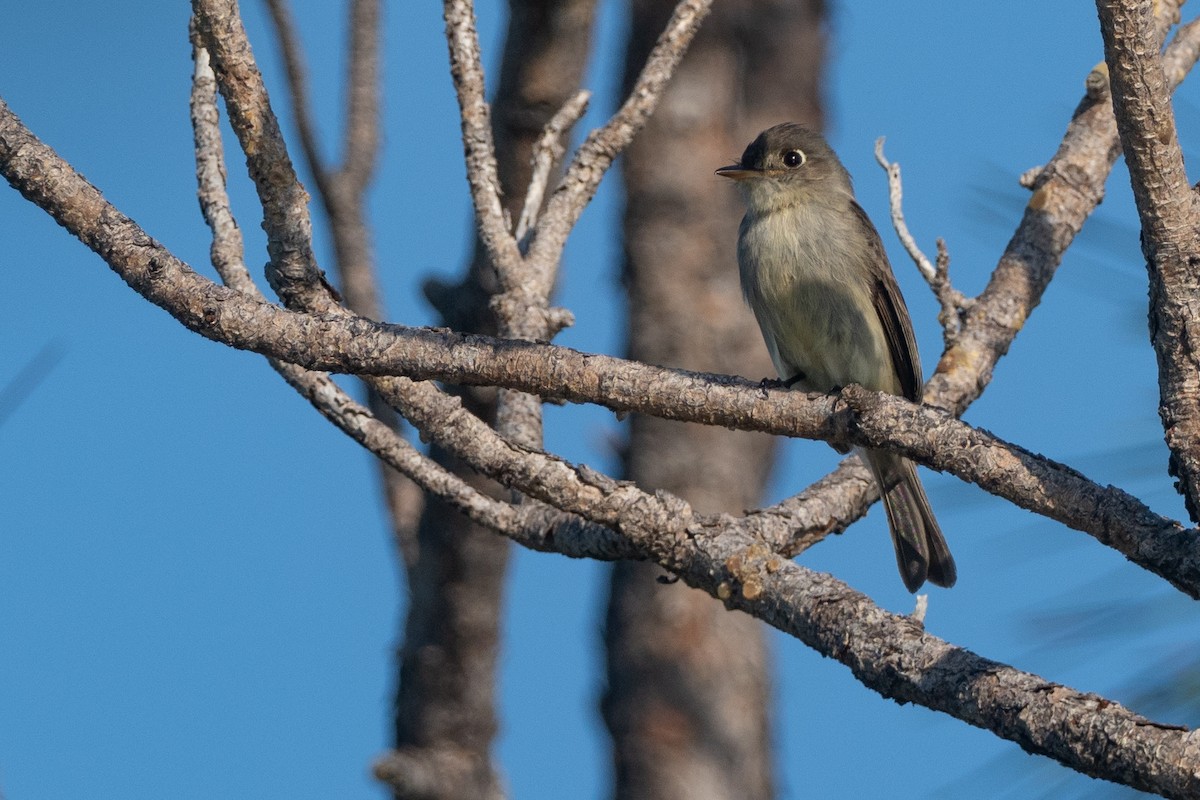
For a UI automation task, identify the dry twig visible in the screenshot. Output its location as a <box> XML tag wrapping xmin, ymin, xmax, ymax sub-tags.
<box><xmin>873</xmin><ymin>137</ymin><xmax>970</xmax><ymax>341</ymax></box>
<box><xmin>515</xmin><ymin>89</ymin><xmax>590</xmax><ymax>246</ymax></box>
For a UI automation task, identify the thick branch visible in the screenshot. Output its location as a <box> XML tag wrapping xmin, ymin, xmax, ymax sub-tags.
<box><xmin>2</xmin><ymin>94</ymin><xmax>1197</xmax><ymax>596</ymax></box>
<box><xmin>1097</xmin><ymin>1</ymin><xmax>1200</xmax><ymax>521</ymax></box>
<box><xmin>375</xmin><ymin>360</ymin><xmax>1200</xmax><ymax>797</ymax></box>
<box><xmin>324</xmin><ymin>307</ymin><xmax>1200</xmax><ymax>800</ymax></box>
<box><xmin>693</xmin><ymin>543</ymin><xmax>1200</xmax><ymax>800</ymax></box>
<box><xmin>346</xmin><ymin>318</ymin><xmax>1200</xmax><ymax>799</ymax></box>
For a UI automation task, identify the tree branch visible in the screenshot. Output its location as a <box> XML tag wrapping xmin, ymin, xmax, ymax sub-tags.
<box><xmin>441</xmin><ymin>0</ymin><xmax>524</xmax><ymax>282</ymax></box>
<box><xmin>699</xmin><ymin>541</ymin><xmax>1200</xmax><ymax>800</ymax></box>
<box><xmin>192</xmin><ymin>0</ymin><xmax>335</xmax><ymax>311</ymax></box>
<box><xmin>189</xmin><ymin>29</ymin><xmax>254</xmax><ymax>295</ymax></box>
<box><xmin>874</xmin><ymin>137</ymin><xmax>970</xmax><ymax>341</ymax></box>
<box><xmin>514</xmin><ymin>89</ymin><xmax>590</xmax><ymax>247</ymax></box>
<box><xmin>3</xmin><ymin>94</ymin><xmax>1198</xmax><ymax>596</ymax></box>
<box><xmin>345</xmin><ymin>319</ymin><xmax>1200</xmax><ymax>799</ymax></box>
<box><xmin>524</xmin><ymin>0</ymin><xmax>713</xmax><ymax>296</ymax></box>
<box><xmin>1097</xmin><ymin>0</ymin><xmax>1200</xmax><ymax>522</ymax></box>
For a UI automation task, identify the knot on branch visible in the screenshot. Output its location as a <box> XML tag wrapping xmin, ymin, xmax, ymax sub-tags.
<box><xmin>489</xmin><ymin>294</ymin><xmax>575</xmax><ymax>340</ymax></box>
<box><xmin>1018</xmin><ymin>164</ymin><xmax>1048</xmax><ymax>190</ymax></box>
<box><xmin>720</xmin><ymin>541</ymin><xmax>786</xmax><ymax>604</ymax></box>
<box><xmin>1086</xmin><ymin>61</ymin><xmax>1111</xmax><ymax>101</ymax></box>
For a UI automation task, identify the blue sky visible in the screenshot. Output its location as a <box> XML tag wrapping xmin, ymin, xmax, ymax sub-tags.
<box><xmin>1</xmin><ymin>2</ymin><xmax>1196</xmax><ymax>798</ymax></box>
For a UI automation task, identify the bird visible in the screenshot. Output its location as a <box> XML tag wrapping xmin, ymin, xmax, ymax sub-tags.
<box><xmin>717</xmin><ymin>122</ymin><xmax>956</xmax><ymax>592</ymax></box>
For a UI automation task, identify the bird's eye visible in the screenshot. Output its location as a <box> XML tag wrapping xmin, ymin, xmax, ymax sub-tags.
<box><xmin>783</xmin><ymin>149</ymin><xmax>806</xmax><ymax>168</ymax></box>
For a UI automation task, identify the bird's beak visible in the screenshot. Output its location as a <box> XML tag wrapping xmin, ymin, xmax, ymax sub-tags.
<box><xmin>715</xmin><ymin>164</ymin><xmax>759</xmax><ymax>181</ymax></box>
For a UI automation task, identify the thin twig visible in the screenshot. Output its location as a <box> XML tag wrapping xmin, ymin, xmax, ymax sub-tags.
<box><xmin>442</xmin><ymin>0</ymin><xmax>524</xmax><ymax>283</ymax></box>
<box><xmin>874</xmin><ymin>137</ymin><xmax>969</xmax><ymax>340</ymax></box>
<box><xmin>873</xmin><ymin>138</ymin><xmax>936</xmax><ymax>283</ymax></box>
<box><xmin>515</xmin><ymin>89</ymin><xmax>590</xmax><ymax>247</ymax></box>
<box><xmin>526</xmin><ymin>0</ymin><xmax>713</xmax><ymax>299</ymax></box>
<box><xmin>192</xmin><ymin>0</ymin><xmax>335</xmax><ymax>311</ymax></box>
<box><xmin>189</xmin><ymin>29</ymin><xmax>253</xmax><ymax>293</ymax></box>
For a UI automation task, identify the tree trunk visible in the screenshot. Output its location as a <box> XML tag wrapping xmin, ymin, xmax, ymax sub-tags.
<box><xmin>604</xmin><ymin>1</ymin><xmax>826</xmax><ymax>798</ymax></box>
<box><xmin>391</xmin><ymin>2</ymin><xmax>597</xmax><ymax>798</ymax></box>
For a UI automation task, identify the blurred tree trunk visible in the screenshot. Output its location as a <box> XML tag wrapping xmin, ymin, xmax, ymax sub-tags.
<box><xmin>392</xmin><ymin>2</ymin><xmax>596</xmax><ymax>798</ymax></box>
<box><xmin>603</xmin><ymin>1</ymin><xmax>826</xmax><ymax>798</ymax></box>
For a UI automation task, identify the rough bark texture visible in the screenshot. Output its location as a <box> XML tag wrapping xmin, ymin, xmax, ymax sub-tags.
<box><xmin>603</xmin><ymin>1</ymin><xmax>825</xmax><ymax>798</ymax></box>
<box><xmin>1097</xmin><ymin>0</ymin><xmax>1200</xmax><ymax>523</ymax></box>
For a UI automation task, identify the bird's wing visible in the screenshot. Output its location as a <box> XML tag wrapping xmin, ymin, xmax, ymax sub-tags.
<box><xmin>851</xmin><ymin>201</ymin><xmax>923</xmax><ymax>402</ymax></box>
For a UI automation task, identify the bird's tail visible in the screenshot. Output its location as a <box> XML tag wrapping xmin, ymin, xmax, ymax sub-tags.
<box><xmin>864</xmin><ymin>449</ymin><xmax>956</xmax><ymax>592</ymax></box>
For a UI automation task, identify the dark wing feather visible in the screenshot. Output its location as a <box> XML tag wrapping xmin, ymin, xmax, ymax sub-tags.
<box><xmin>849</xmin><ymin>201</ymin><xmax>923</xmax><ymax>402</ymax></box>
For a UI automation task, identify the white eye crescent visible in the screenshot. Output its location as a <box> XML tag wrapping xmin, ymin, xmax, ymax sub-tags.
<box><xmin>783</xmin><ymin>149</ymin><xmax>806</xmax><ymax>168</ymax></box>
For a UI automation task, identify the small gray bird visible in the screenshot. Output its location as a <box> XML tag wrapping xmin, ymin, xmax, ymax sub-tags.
<box><xmin>717</xmin><ymin>123</ymin><xmax>955</xmax><ymax>592</ymax></box>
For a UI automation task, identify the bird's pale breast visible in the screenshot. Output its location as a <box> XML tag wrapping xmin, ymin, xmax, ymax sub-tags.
<box><xmin>737</xmin><ymin>201</ymin><xmax>897</xmax><ymax>394</ymax></box>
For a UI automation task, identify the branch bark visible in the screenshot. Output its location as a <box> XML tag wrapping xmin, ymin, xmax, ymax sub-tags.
<box><xmin>2</xmin><ymin>97</ymin><xmax>1197</xmax><ymax>598</ymax></box>
<box><xmin>192</xmin><ymin>0</ymin><xmax>335</xmax><ymax>310</ymax></box>
<box><xmin>1097</xmin><ymin>0</ymin><xmax>1200</xmax><ymax>522</ymax></box>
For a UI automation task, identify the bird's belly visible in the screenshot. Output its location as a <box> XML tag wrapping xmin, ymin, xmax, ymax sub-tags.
<box><xmin>757</xmin><ymin>278</ymin><xmax>892</xmax><ymax>394</ymax></box>
<box><xmin>738</xmin><ymin>208</ymin><xmax>897</xmax><ymax>394</ymax></box>
<box><xmin>781</xmin><ymin>291</ymin><xmax>879</xmax><ymax>389</ymax></box>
